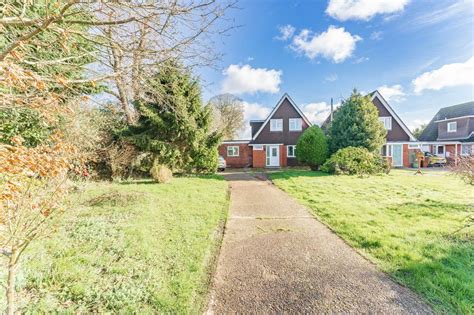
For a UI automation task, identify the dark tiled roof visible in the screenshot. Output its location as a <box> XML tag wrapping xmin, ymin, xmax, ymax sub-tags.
<box><xmin>460</xmin><ymin>133</ymin><xmax>474</xmax><ymax>143</ymax></box>
<box><xmin>418</xmin><ymin>101</ymin><xmax>474</xmax><ymax>141</ymax></box>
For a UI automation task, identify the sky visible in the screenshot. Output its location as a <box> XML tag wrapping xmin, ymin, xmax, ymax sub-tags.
<box><xmin>197</xmin><ymin>0</ymin><xmax>474</xmax><ymax>139</ymax></box>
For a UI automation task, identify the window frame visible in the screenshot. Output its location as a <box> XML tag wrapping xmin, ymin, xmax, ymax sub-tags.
<box><xmin>287</xmin><ymin>145</ymin><xmax>296</xmax><ymax>157</ymax></box>
<box><xmin>379</xmin><ymin>116</ymin><xmax>392</xmax><ymax>130</ymax></box>
<box><xmin>289</xmin><ymin>118</ymin><xmax>302</xmax><ymax>131</ymax></box>
<box><xmin>270</xmin><ymin>119</ymin><xmax>283</xmax><ymax>132</ymax></box>
<box><xmin>227</xmin><ymin>146</ymin><xmax>239</xmax><ymax>157</ymax></box>
<box><xmin>436</xmin><ymin>145</ymin><xmax>445</xmax><ymax>155</ymax></box>
<box><xmin>447</xmin><ymin>121</ymin><xmax>457</xmax><ymax>133</ymax></box>
<box><xmin>461</xmin><ymin>144</ymin><xmax>472</xmax><ymax>156</ymax></box>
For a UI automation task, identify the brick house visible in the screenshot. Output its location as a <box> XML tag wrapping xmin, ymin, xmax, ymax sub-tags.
<box><xmin>218</xmin><ymin>93</ymin><xmax>311</xmax><ymax>168</ymax></box>
<box><xmin>321</xmin><ymin>90</ymin><xmax>418</xmax><ymax>168</ymax></box>
<box><xmin>219</xmin><ymin>91</ymin><xmax>473</xmax><ymax>169</ymax></box>
<box><xmin>418</xmin><ymin>101</ymin><xmax>474</xmax><ymax>162</ymax></box>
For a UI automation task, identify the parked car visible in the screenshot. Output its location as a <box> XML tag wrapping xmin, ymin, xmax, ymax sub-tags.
<box><xmin>424</xmin><ymin>152</ymin><xmax>447</xmax><ymax>167</ymax></box>
<box><xmin>218</xmin><ymin>155</ymin><xmax>226</xmax><ymax>171</ymax></box>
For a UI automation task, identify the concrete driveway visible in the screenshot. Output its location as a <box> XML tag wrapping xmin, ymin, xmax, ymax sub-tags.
<box><xmin>207</xmin><ymin>171</ymin><xmax>432</xmax><ymax>314</ymax></box>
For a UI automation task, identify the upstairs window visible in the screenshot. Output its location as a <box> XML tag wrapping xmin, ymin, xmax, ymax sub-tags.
<box><xmin>270</xmin><ymin>119</ymin><xmax>283</xmax><ymax>131</ymax></box>
<box><xmin>289</xmin><ymin>118</ymin><xmax>302</xmax><ymax>131</ymax></box>
<box><xmin>379</xmin><ymin>117</ymin><xmax>392</xmax><ymax>130</ymax></box>
<box><xmin>227</xmin><ymin>146</ymin><xmax>239</xmax><ymax>157</ymax></box>
<box><xmin>447</xmin><ymin>121</ymin><xmax>457</xmax><ymax>133</ymax></box>
<box><xmin>287</xmin><ymin>145</ymin><xmax>296</xmax><ymax>157</ymax></box>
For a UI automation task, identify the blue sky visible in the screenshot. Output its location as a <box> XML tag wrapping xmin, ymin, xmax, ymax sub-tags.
<box><xmin>198</xmin><ymin>0</ymin><xmax>474</xmax><ymax>139</ymax></box>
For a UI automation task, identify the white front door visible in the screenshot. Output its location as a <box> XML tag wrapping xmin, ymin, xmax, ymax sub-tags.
<box><xmin>266</xmin><ymin>145</ymin><xmax>280</xmax><ymax>167</ymax></box>
<box><xmin>391</xmin><ymin>144</ymin><xmax>403</xmax><ymax>166</ymax></box>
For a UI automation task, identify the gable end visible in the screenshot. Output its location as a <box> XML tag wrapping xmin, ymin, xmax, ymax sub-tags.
<box><xmin>252</xmin><ymin>93</ymin><xmax>312</xmax><ymax>141</ymax></box>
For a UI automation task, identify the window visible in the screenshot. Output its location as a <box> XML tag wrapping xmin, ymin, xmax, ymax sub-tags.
<box><xmin>461</xmin><ymin>144</ymin><xmax>472</xmax><ymax>156</ymax></box>
<box><xmin>270</xmin><ymin>119</ymin><xmax>283</xmax><ymax>131</ymax></box>
<box><xmin>447</xmin><ymin>121</ymin><xmax>457</xmax><ymax>132</ymax></box>
<box><xmin>408</xmin><ymin>144</ymin><xmax>420</xmax><ymax>149</ymax></box>
<box><xmin>436</xmin><ymin>145</ymin><xmax>444</xmax><ymax>155</ymax></box>
<box><xmin>379</xmin><ymin>117</ymin><xmax>392</xmax><ymax>130</ymax></box>
<box><xmin>253</xmin><ymin>145</ymin><xmax>263</xmax><ymax>151</ymax></box>
<box><xmin>289</xmin><ymin>118</ymin><xmax>302</xmax><ymax>131</ymax></box>
<box><xmin>227</xmin><ymin>146</ymin><xmax>239</xmax><ymax>157</ymax></box>
<box><xmin>287</xmin><ymin>145</ymin><xmax>296</xmax><ymax>157</ymax></box>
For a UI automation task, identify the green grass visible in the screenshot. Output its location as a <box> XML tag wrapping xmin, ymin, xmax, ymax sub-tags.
<box><xmin>5</xmin><ymin>175</ymin><xmax>229</xmax><ymax>313</ymax></box>
<box><xmin>270</xmin><ymin>169</ymin><xmax>473</xmax><ymax>314</ymax></box>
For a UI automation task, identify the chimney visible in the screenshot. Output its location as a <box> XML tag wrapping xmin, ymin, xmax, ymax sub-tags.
<box><xmin>330</xmin><ymin>97</ymin><xmax>334</xmax><ymax>122</ymax></box>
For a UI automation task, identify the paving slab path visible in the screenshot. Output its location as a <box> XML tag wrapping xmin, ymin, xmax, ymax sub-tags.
<box><xmin>207</xmin><ymin>171</ymin><xmax>432</xmax><ymax>314</ymax></box>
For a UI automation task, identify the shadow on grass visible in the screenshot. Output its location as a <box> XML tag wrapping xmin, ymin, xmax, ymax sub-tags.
<box><xmin>387</xmin><ymin>200</ymin><xmax>471</xmax><ymax>217</ymax></box>
<box><xmin>391</xmin><ymin>239</ymin><xmax>473</xmax><ymax>313</ymax></box>
<box><xmin>119</xmin><ymin>174</ymin><xmax>225</xmax><ymax>185</ymax></box>
<box><xmin>270</xmin><ymin>170</ymin><xmax>331</xmax><ymax>180</ymax></box>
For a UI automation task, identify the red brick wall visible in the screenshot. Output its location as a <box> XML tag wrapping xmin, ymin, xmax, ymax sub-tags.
<box><xmin>218</xmin><ymin>143</ymin><xmax>252</xmax><ymax>168</ymax></box>
<box><xmin>253</xmin><ymin>148</ymin><xmax>265</xmax><ymax>168</ymax></box>
<box><xmin>445</xmin><ymin>144</ymin><xmax>462</xmax><ymax>160</ymax></box>
<box><xmin>403</xmin><ymin>144</ymin><xmax>410</xmax><ymax>167</ymax></box>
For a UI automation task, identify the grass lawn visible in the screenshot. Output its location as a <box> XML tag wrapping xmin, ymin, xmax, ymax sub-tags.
<box><xmin>3</xmin><ymin>175</ymin><xmax>229</xmax><ymax>313</ymax></box>
<box><xmin>270</xmin><ymin>169</ymin><xmax>473</xmax><ymax>314</ymax></box>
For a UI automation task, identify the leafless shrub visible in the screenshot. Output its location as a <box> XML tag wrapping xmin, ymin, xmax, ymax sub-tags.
<box><xmin>450</xmin><ymin>156</ymin><xmax>474</xmax><ymax>185</ymax></box>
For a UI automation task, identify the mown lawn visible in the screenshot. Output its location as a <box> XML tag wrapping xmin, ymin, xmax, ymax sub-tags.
<box><xmin>270</xmin><ymin>170</ymin><xmax>473</xmax><ymax>314</ymax></box>
<box><xmin>4</xmin><ymin>176</ymin><xmax>229</xmax><ymax>313</ymax></box>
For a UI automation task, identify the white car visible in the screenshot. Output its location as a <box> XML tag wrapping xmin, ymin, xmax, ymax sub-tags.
<box><xmin>218</xmin><ymin>155</ymin><xmax>226</xmax><ymax>171</ymax></box>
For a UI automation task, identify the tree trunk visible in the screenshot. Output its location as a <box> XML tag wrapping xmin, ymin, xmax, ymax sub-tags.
<box><xmin>6</xmin><ymin>248</ymin><xmax>18</xmax><ymax>315</ymax></box>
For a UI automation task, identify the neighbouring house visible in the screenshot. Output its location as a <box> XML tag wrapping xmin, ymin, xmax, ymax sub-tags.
<box><xmin>218</xmin><ymin>93</ymin><xmax>311</xmax><ymax>168</ymax></box>
<box><xmin>322</xmin><ymin>90</ymin><xmax>418</xmax><ymax>168</ymax></box>
<box><xmin>418</xmin><ymin>101</ymin><xmax>474</xmax><ymax>161</ymax></box>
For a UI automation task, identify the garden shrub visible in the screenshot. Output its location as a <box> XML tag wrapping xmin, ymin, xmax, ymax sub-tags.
<box><xmin>296</xmin><ymin>125</ymin><xmax>328</xmax><ymax>170</ymax></box>
<box><xmin>321</xmin><ymin>146</ymin><xmax>385</xmax><ymax>176</ymax></box>
<box><xmin>0</xmin><ymin>107</ymin><xmax>51</xmax><ymax>147</ymax></box>
<box><xmin>150</xmin><ymin>163</ymin><xmax>173</xmax><ymax>183</ymax></box>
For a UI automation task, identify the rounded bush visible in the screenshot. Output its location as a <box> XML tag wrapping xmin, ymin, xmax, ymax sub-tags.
<box><xmin>150</xmin><ymin>164</ymin><xmax>173</xmax><ymax>183</ymax></box>
<box><xmin>321</xmin><ymin>146</ymin><xmax>385</xmax><ymax>176</ymax></box>
<box><xmin>296</xmin><ymin>125</ymin><xmax>328</xmax><ymax>170</ymax></box>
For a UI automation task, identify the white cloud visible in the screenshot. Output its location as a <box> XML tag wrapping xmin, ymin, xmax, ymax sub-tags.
<box><xmin>412</xmin><ymin>57</ymin><xmax>474</xmax><ymax>94</ymax></box>
<box><xmin>291</xmin><ymin>26</ymin><xmax>361</xmax><ymax>63</ymax></box>
<box><xmin>302</xmin><ymin>101</ymin><xmax>341</xmax><ymax>125</ymax></box>
<box><xmin>276</xmin><ymin>24</ymin><xmax>296</xmax><ymax>41</ymax></box>
<box><xmin>354</xmin><ymin>56</ymin><xmax>369</xmax><ymax>64</ymax></box>
<box><xmin>238</xmin><ymin>101</ymin><xmax>271</xmax><ymax>139</ymax></box>
<box><xmin>370</xmin><ymin>31</ymin><xmax>383</xmax><ymax>40</ymax></box>
<box><xmin>406</xmin><ymin>1</ymin><xmax>472</xmax><ymax>30</ymax></box>
<box><xmin>221</xmin><ymin>64</ymin><xmax>282</xmax><ymax>95</ymax></box>
<box><xmin>325</xmin><ymin>73</ymin><xmax>338</xmax><ymax>82</ymax></box>
<box><xmin>326</xmin><ymin>0</ymin><xmax>409</xmax><ymax>21</ymax></box>
<box><xmin>407</xmin><ymin>119</ymin><xmax>429</xmax><ymax>131</ymax></box>
<box><xmin>377</xmin><ymin>84</ymin><xmax>406</xmax><ymax>102</ymax></box>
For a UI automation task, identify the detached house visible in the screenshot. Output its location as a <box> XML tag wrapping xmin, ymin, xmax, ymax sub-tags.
<box><xmin>322</xmin><ymin>90</ymin><xmax>417</xmax><ymax>168</ymax></box>
<box><xmin>418</xmin><ymin>101</ymin><xmax>474</xmax><ymax>160</ymax></box>
<box><xmin>219</xmin><ymin>91</ymin><xmax>422</xmax><ymax>168</ymax></box>
<box><xmin>218</xmin><ymin>93</ymin><xmax>311</xmax><ymax>168</ymax></box>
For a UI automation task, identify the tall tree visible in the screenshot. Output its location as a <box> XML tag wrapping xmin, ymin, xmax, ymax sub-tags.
<box><xmin>0</xmin><ymin>3</ymin><xmax>98</xmax><ymax>313</ymax></box>
<box><xmin>0</xmin><ymin>0</ymin><xmax>238</xmax><ymax>123</ymax></box>
<box><xmin>412</xmin><ymin>123</ymin><xmax>427</xmax><ymax>139</ymax></box>
<box><xmin>208</xmin><ymin>93</ymin><xmax>245</xmax><ymax>139</ymax></box>
<box><xmin>328</xmin><ymin>90</ymin><xmax>387</xmax><ymax>153</ymax></box>
<box><xmin>122</xmin><ymin>60</ymin><xmax>220</xmax><ymax>172</ymax></box>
